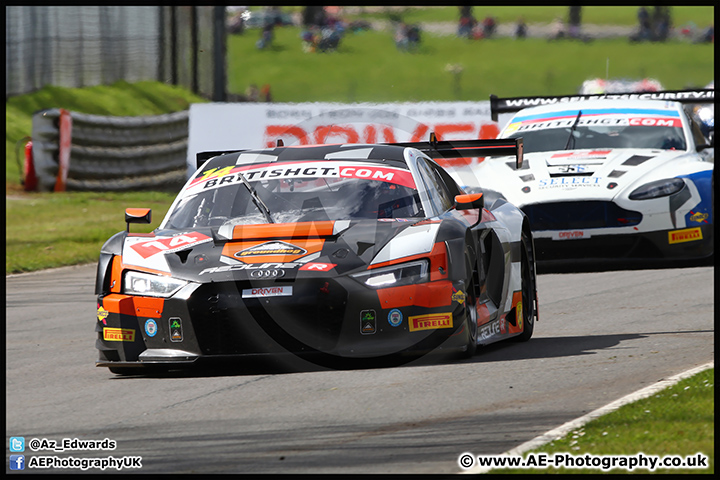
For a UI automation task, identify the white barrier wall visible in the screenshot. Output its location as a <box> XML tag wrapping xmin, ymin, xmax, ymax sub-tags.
<box><xmin>187</xmin><ymin>101</ymin><xmax>501</xmax><ymax>178</ymax></box>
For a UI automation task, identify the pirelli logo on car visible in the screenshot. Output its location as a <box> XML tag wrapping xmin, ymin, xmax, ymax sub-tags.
<box><xmin>408</xmin><ymin>313</ymin><xmax>453</xmax><ymax>332</ymax></box>
<box><xmin>103</xmin><ymin>328</ymin><xmax>136</xmax><ymax>342</ymax></box>
<box><xmin>668</xmin><ymin>227</ymin><xmax>703</xmax><ymax>244</ymax></box>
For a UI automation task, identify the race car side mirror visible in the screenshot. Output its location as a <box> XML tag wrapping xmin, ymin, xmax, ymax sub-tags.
<box><xmin>697</xmin><ymin>131</ymin><xmax>713</xmax><ymax>150</ymax></box>
<box><xmin>454</xmin><ymin>193</ymin><xmax>484</xmax><ymax>211</ymax></box>
<box><xmin>125</xmin><ymin>208</ymin><xmax>152</xmax><ymax>233</ymax></box>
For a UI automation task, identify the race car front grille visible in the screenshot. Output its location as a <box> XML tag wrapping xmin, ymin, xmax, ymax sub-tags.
<box><xmin>522</xmin><ymin>201</ymin><xmax>642</xmax><ymax>230</ymax></box>
<box><xmin>188</xmin><ymin>279</ymin><xmax>349</xmax><ymax>356</ymax></box>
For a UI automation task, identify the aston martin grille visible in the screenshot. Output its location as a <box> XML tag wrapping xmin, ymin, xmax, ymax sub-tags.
<box><xmin>522</xmin><ymin>201</ymin><xmax>642</xmax><ymax>230</ymax></box>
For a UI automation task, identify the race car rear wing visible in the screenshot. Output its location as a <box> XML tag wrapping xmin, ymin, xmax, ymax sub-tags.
<box><xmin>386</xmin><ymin>132</ymin><xmax>524</xmax><ymax>169</ymax></box>
<box><xmin>196</xmin><ymin>134</ymin><xmax>525</xmax><ymax>170</ymax></box>
<box><xmin>490</xmin><ymin>89</ymin><xmax>715</xmax><ymax>122</ymax></box>
<box><xmin>195</xmin><ymin>140</ymin><xmax>290</xmax><ymax>170</ymax></box>
<box><xmin>196</xmin><ymin>149</ymin><xmax>248</xmax><ymax>170</ymax></box>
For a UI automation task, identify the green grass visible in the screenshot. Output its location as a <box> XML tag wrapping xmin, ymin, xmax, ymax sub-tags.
<box><xmin>228</xmin><ymin>26</ymin><xmax>713</xmax><ymax>104</ymax></box>
<box><xmin>489</xmin><ymin>368</ymin><xmax>714</xmax><ymax>474</ymax></box>
<box><xmin>6</xmin><ymin>80</ymin><xmax>207</xmax><ymax>184</ymax></box>
<box><xmin>5</xmin><ymin>81</ymin><xmax>205</xmax><ymax>273</ymax></box>
<box><xmin>6</xmin><ymin>191</ymin><xmax>176</xmax><ymax>273</ymax></box>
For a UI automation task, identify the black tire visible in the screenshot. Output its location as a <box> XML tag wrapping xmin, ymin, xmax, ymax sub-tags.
<box><xmin>513</xmin><ymin>229</ymin><xmax>536</xmax><ymax>342</ymax></box>
<box><xmin>459</xmin><ymin>257</ymin><xmax>478</xmax><ymax>358</ymax></box>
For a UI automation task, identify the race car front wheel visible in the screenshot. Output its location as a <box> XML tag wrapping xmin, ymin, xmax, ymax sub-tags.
<box><xmin>513</xmin><ymin>229</ymin><xmax>536</xmax><ymax>342</ymax></box>
<box><xmin>459</xmin><ymin>255</ymin><xmax>478</xmax><ymax>358</ymax></box>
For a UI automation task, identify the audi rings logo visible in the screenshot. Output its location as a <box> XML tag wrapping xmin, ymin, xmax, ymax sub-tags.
<box><xmin>249</xmin><ymin>269</ymin><xmax>285</xmax><ymax>279</ymax></box>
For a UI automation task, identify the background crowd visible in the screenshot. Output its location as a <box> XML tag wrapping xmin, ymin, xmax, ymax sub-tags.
<box><xmin>226</xmin><ymin>6</ymin><xmax>713</xmax><ymax>102</ymax></box>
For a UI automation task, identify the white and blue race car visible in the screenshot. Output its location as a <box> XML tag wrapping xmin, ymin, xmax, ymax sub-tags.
<box><xmin>462</xmin><ymin>90</ymin><xmax>714</xmax><ymax>263</ymax></box>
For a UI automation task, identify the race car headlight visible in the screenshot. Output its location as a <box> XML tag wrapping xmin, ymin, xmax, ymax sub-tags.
<box><xmin>123</xmin><ymin>270</ymin><xmax>187</xmax><ymax>298</ymax></box>
<box><xmin>350</xmin><ymin>259</ymin><xmax>429</xmax><ymax>288</ymax></box>
<box><xmin>629</xmin><ymin>178</ymin><xmax>685</xmax><ymax>200</ymax></box>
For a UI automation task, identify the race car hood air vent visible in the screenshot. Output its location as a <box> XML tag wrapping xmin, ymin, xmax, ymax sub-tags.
<box><xmin>217</xmin><ymin>220</ymin><xmax>349</xmax><ymax>241</ymax></box>
<box><xmin>622</xmin><ymin>155</ymin><xmax>654</xmax><ymax>166</ymax></box>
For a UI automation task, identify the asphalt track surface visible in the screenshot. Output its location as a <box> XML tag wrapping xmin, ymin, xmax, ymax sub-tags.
<box><xmin>5</xmin><ymin>262</ymin><xmax>714</xmax><ymax>474</ymax></box>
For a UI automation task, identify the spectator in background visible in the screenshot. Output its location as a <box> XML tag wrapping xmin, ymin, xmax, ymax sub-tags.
<box><xmin>515</xmin><ymin>16</ymin><xmax>527</xmax><ymax>39</ymax></box>
<box><xmin>472</xmin><ymin>21</ymin><xmax>483</xmax><ymax>40</ymax></box>
<box><xmin>457</xmin><ymin>7</ymin><xmax>476</xmax><ymax>38</ymax></box>
<box><xmin>317</xmin><ymin>22</ymin><xmax>343</xmax><ymax>52</ymax></box>
<box><xmin>630</xmin><ymin>6</ymin><xmax>652</xmax><ymax>42</ymax></box>
<box><xmin>301</xmin><ymin>26</ymin><xmax>317</xmax><ymax>52</ymax></box>
<box><xmin>406</xmin><ymin>23</ymin><xmax>421</xmax><ymax>50</ymax></box>
<box><xmin>256</xmin><ymin>23</ymin><xmax>274</xmax><ymax>49</ymax></box>
<box><xmin>638</xmin><ymin>7</ymin><xmax>651</xmax><ymax>40</ymax></box>
<box><xmin>697</xmin><ymin>24</ymin><xmax>714</xmax><ymax>43</ymax></box>
<box><xmin>395</xmin><ymin>22</ymin><xmax>409</xmax><ymax>50</ymax></box>
<box><xmin>566</xmin><ymin>6</ymin><xmax>591</xmax><ymax>42</ymax></box>
<box><xmin>245</xmin><ymin>84</ymin><xmax>259</xmax><ymax>102</ymax></box>
<box><xmin>261</xmin><ymin>84</ymin><xmax>272</xmax><ymax>102</ymax></box>
<box><xmin>226</xmin><ymin>7</ymin><xmax>246</xmax><ymax>35</ymax></box>
<box><xmin>482</xmin><ymin>15</ymin><xmax>497</xmax><ymax>38</ymax></box>
<box><xmin>302</xmin><ymin>5</ymin><xmax>326</xmax><ymax>28</ymax></box>
<box><xmin>652</xmin><ymin>6</ymin><xmax>671</xmax><ymax>42</ymax></box>
<box><xmin>567</xmin><ymin>6</ymin><xmax>582</xmax><ymax>39</ymax></box>
<box><xmin>549</xmin><ymin>17</ymin><xmax>565</xmax><ymax>40</ymax></box>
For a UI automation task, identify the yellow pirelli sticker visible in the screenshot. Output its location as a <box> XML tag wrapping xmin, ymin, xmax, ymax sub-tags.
<box><xmin>668</xmin><ymin>227</ymin><xmax>703</xmax><ymax>244</ymax></box>
<box><xmin>103</xmin><ymin>327</ymin><xmax>136</xmax><ymax>342</ymax></box>
<box><xmin>516</xmin><ymin>301</ymin><xmax>523</xmax><ymax>330</ymax></box>
<box><xmin>408</xmin><ymin>313</ymin><xmax>453</xmax><ymax>332</ymax></box>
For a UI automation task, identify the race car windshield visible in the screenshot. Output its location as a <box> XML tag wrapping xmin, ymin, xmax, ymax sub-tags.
<box><xmin>165</xmin><ymin>165</ymin><xmax>426</xmax><ymax>229</ymax></box>
<box><xmin>503</xmin><ymin>114</ymin><xmax>687</xmax><ymax>153</ymax></box>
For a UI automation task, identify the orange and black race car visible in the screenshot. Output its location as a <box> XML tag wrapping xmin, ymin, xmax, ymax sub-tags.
<box><xmin>95</xmin><ymin>135</ymin><xmax>538</xmax><ymax>374</ymax></box>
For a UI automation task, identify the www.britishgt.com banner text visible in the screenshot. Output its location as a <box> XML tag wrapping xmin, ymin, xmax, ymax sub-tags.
<box><xmin>187</xmin><ymin>102</ymin><xmax>499</xmax><ymax>178</ymax></box>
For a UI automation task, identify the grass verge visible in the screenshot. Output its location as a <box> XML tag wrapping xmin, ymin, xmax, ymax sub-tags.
<box><xmin>488</xmin><ymin>367</ymin><xmax>714</xmax><ymax>474</ymax></box>
<box><xmin>5</xmin><ymin>81</ymin><xmax>205</xmax><ymax>274</ymax></box>
<box><xmin>6</xmin><ymin>191</ymin><xmax>175</xmax><ymax>273</ymax></box>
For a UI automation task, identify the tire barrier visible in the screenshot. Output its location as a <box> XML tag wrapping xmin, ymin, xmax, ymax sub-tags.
<box><xmin>30</xmin><ymin>109</ymin><xmax>189</xmax><ymax>192</ymax></box>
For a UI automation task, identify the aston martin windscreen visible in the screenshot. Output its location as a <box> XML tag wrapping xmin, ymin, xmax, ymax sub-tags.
<box><xmin>502</xmin><ymin>106</ymin><xmax>687</xmax><ymax>153</ymax></box>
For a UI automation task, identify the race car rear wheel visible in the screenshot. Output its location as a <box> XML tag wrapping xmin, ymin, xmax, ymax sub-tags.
<box><xmin>513</xmin><ymin>230</ymin><xmax>536</xmax><ymax>342</ymax></box>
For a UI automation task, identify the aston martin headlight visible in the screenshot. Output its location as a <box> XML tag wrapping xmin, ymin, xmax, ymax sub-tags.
<box><xmin>629</xmin><ymin>178</ymin><xmax>685</xmax><ymax>200</ymax></box>
<box><xmin>350</xmin><ymin>259</ymin><xmax>429</xmax><ymax>288</ymax></box>
<box><xmin>123</xmin><ymin>270</ymin><xmax>187</xmax><ymax>297</ymax></box>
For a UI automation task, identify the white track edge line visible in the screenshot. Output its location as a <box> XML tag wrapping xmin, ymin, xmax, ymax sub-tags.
<box><xmin>462</xmin><ymin>361</ymin><xmax>714</xmax><ymax>474</ymax></box>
